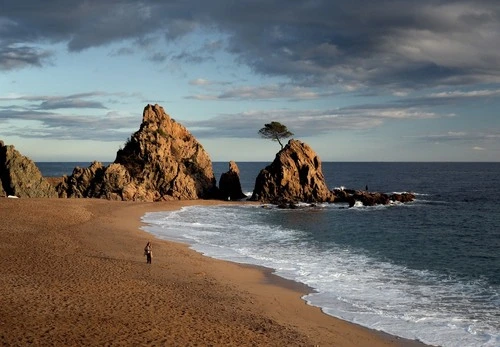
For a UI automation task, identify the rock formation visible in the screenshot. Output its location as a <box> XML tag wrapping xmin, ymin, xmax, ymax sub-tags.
<box><xmin>57</xmin><ymin>104</ymin><xmax>217</xmax><ymax>201</ymax></box>
<box><xmin>0</xmin><ymin>141</ymin><xmax>58</xmax><ymax>198</ymax></box>
<box><xmin>218</xmin><ymin>161</ymin><xmax>247</xmax><ymax>201</ymax></box>
<box><xmin>332</xmin><ymin>188</ymin><xmax>415</xmax><ymax>207</ymax></box>
<box><xmin>56</xmin><ymin>161</ymin><xmax>132</xmax><ymax>200</ymax></box>
<box><xmin>250</xmin><ymin>139</ymin><xmax>334</xmax><ymax>203</ymax></box>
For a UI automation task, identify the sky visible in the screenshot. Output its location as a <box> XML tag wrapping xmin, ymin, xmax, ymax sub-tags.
<box><xmin>1</xmin><ymin>1</ymin><xmax>499</xmax><ymax>162</ymax></box>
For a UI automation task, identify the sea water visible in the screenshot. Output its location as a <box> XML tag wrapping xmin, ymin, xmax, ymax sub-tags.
<box><xmin>39</xmin><ymin>162</ymin><xmax>500</xmax><ymax>346</ymax></box>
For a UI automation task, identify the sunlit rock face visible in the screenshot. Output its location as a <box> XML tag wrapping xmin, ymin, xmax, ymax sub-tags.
<box><xmin>250</xmin><ymin>139</ymin><xmax>334</xmax><ymax>204</ymax></box>
<box><xmin>57</xmin><ymin>104</ymin><xmax>216</xmax><ymax>201</ymax></box>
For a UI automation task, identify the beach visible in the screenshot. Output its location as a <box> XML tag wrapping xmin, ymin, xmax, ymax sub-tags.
<box><xmin>0</xmin><ymin>198</ymin><xmax>426</xmax><ymax>346</ymax></box>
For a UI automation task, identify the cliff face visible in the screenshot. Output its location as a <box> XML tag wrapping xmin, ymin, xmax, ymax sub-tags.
<box><xmin>250</xmin><ymin>139</ymin><xmax>334</xmax><ymax>203</ymax></box>
<box><xmin>0</xmin><ymin>141</ymin><xmax>58</xmax><ymax>198</ymax></box>
<box><xmin>57</xmin><ymin>104</ymin><xmax>216</xmax><ymax>201</ymax></box>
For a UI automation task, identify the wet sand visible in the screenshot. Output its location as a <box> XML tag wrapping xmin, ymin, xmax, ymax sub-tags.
<box><xmin>0</xmin><ymin>198</ymin><xmax>427</xmax><ymax>346</ymax></box>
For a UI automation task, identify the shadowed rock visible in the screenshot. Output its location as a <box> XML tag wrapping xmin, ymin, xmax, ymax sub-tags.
<box><xmin>250</xmin><ymin>139</ymin><xmax>334</xmax><ymax>204</ymax></box>
<box><xmin>219</xmin><ymin>161</ymin><xmax>247</xmax><ymax>201</ymax></box>
<box><xmin>332</xmin><ymin>188</ymin><xmax>415</xmax><ymax>207</ymax></box>
<box><xmin>0</xmin><ymin>141</ymin><xmax>58</xmax><ymax>198</ymax></box>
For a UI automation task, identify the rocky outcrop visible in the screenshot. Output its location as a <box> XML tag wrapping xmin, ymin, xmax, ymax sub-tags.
<box><xmin>250</xmin><ymin>139</ymin><xmax>334</xmax><ymax>203</ymax></box>
<box><xmin>57</xmin><ymin>104</ymin><xmax>217</xmax><ymax>201</ymax></box>
<box><xmin>390</xmin><ymin>192</ymin><xmax>415</xmax><ymax>203</ymax></box>
<box><xmin>219</xmin><ymin>161</ymin><xmax>247</xmax><ymax>201</ymax></box>
<box><xmin>57</xmin><ymin>162</ymin><xmax>132</xmax><ymax>200</ymax></box>
<box><xmin>332</xmin><ymin>188</ymin><xmax>415</xmax><ymax>207</ymax></box>
<box><xmin>0</xmin><ymin>141</ymin><xmax>58</xmax><ymax>198</ymax></box>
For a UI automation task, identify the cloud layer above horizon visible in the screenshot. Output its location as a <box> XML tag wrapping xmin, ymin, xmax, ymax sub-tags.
<box><xmin>1</xmin><ymin>0</ymin><xmax>499</xmax><ymax>161</ymax></box>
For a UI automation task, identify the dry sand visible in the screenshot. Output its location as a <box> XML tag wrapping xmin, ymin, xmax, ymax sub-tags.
<box><xmin>0</xmin><ymin>198</ymin><xmax>428</xmax><ymax>346</ymax></box>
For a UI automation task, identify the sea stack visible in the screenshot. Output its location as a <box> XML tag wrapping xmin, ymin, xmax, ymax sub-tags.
<box><xmin>57</xmin><ymin>104</ymin><xmax>217</xmax><ymax>201</ymax></box>
<box><xmin>250</xmin><ymin>139</ymin><xmax>334</xmax><ymax>204</ymax></box>
<box><xmin>218</xmin><ymin>161</ymin><xmax>247</xmax><ymax>201</ymax></box>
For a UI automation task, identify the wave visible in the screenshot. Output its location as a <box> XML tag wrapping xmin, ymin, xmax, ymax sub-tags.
<box><xmin>141</xmin><ymin>205</ymin><xmax>499</xmax><ymax>347</ymax></box>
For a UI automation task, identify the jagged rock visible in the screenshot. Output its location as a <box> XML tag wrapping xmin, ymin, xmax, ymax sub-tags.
<box><xmin>219</xmin><ymin>161</ymin><xmax>247</xmax><ymax>201</ymax></box>
<box><xmin>0</xmin><ymin>141</ymin><xmax>58</xmax><ymax>198</ymax></box>
<box><xmin>331</xmin><ymin>188</ymin><xmax>350</xmax><ymax>202</ymax></box>
<box><xmin>57</xmin><ymin>162</ymin><xmax>133</xmax><ymax>200</ymax></box>
<box><xmin>347</xmin><ymin>191</ymin><xmax>390</xmax><ymax>207</ymax></box>
<box><xmin>390</xmin><ymin>192</ymin><xmax>415</xmax><ymax>203</ymax></box>
<box><xmin>332</xmin><ymin>189</ymin><xmax>416</xmax><ymax>207</ymax></box>
<box><xmin>57</xmin><ymin>104</ymin><xmax>216</xmax><ymax>201</ymax></box>
<box><xmin>250</xmin><ymin>139</ymin><xmax>334</xmax><ymax>203</ymax></box>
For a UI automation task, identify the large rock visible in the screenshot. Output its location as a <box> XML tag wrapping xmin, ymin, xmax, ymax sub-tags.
<box><xmin>332</xmin><ymin>188</ymin><xmax>415</xmax><ymax>207</ymax></box>
<box><xmin>219</xmin><ymin>161</ymin><xmax>247</xmax><ymax>201</ymax></box>
<box><xmin>57</xmin><ymin>161</ymin><xmax>132</xmax><ymax>200</ymax></box>
<box><xmin>57</xmin><ymin>104</ymin><xmax>217</xmax><ymax>201</ymax></box>
<box><xmin>0</xmin><ymin>141</ymin><xmax>58</xmax><ymax>198</ymax></box>
<box><xmin>250</xmin><ymin>139</ymin><xmax>334</xmax><ymax>203</ymax></box>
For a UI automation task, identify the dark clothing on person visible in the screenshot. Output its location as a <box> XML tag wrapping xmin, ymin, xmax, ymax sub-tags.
<box><xmin>144</xmin><ymin>242</ymin><xmax>152</xmax><ymax>264</ymax></box>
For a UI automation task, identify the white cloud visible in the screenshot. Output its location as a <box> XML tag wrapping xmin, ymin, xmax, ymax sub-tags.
<box><xmin>429</xmin><ymin>89</ymin><xmax>500</xmax><ymax>98</ymax></box>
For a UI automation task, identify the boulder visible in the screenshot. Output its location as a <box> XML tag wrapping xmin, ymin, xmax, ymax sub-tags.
<box><xmin>347</xmin><ymin>191</ymin><xmax>390</xmax><ymax>207</ymax></box>
<box><xmin>334</xmin><ymin>189</ymin><xmax>416</xmax><ymax>207</ymax></box>
<box><xmin>218</xmin><ymin>161</ymin><xmax>247</xmax><ymax>201</ymax></box>
<box><xmin>250</xmin><ymin>139</ymin><xmax>334</xmax><ymax>203</ymax></box>
<box><xmin>0</xmin><ymin>141</ymin><xmax>58</xmax><ymax>198</ymax></box>
<box><xmin>57</xmin><ymin>104</ymin><xmax>217</xmax><ymax>201</ymax></box>
<box><xmin>390</xmin><ymin>192</ymin><xmax>415</xmax><ymax>203</ymax></box>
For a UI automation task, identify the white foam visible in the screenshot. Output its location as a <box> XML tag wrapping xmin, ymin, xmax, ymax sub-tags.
<box><xmin>141</xmin><ymin>205</ymin><xmax>499</xmax><ymax>347</ymax></box>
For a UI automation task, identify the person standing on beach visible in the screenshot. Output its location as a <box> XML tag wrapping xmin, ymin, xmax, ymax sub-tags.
<box><xmin>144</xmin><ymin>241</ymin><xmax>152</xmax><ymax>264</ymax></box>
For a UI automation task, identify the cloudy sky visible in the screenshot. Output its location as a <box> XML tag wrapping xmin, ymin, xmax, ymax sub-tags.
<box><xmin>1</xmin><ymin>1</ymin><xmax>499</xmax><ymax>162</ymax></box>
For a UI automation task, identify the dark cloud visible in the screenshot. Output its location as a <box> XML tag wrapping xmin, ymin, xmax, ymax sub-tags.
<box><xmin>0</xmin><ymin>90</ymin><xmax>141</xmax><ymax>142</ymax></box>
<box><xmin>37</xmin><ymin>99</ymin><xmax>107</xmax><ymax>110</ymax></box>
<box><xmin>393</xmin><ymin>87</ymin><xmax>500</xmax><ymax>108</ymax></box>
<box><xmin>147</xmin><ymin>52</ymin><xmax>168</xmax><ymax>63</ymax></box>
<box><xmin>170</xmin><ymin>51</ymin><xmax>211</xmax><ymax>64</ymax></box>
<box><xmin>0</xmin><ymin>92</ymin><xmax>144</xmax><ymax>110</ymax></box>
<box><xmin>0</xmin><ymin>45</ymin><xmax>52</xmax><ymax>70</ymax></box>
<box><xmin>403</xmin><ymin>130</ymin><xmax>500</xmax><ymax>147</ymax></box>
<box><xmin>1</xmin><ymin>0</ymin><xmax>499</xmax><ymax>89</ymax></box>
<box><xmin>108</xmin><ymin>47</ymin><xmax>135</xmax><ymax>57</ymax></box>
<box><xmin>185</xmin><ymin>84</ymin><xmax>332</xmax><ymax>101</ymax></box>
<box><xmin>0</xmin><ymin>108</ymin><xmax>137</xmax><ymax>141</ymax></box>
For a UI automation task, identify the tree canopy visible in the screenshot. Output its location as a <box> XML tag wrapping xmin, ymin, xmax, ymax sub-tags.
<box><xmin>258</xmin><ymin>121</ymin><xmax>294</xmax><ymax>149</ymax></box>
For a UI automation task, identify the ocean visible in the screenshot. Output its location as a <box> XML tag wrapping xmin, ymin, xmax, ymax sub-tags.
<box><xmin>38</xmin><ymin>162</ymin><xmax>500</xmax><ymax>347</ymax></box>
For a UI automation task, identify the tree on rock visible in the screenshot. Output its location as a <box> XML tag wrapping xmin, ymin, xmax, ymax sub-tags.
<box><xmin>258</xmin><ymin>122</ymin><xmax>294</xmax><ymax>149</ymax></box>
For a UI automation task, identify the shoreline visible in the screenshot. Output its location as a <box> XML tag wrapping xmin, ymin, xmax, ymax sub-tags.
<box><xmin>137</xmin><ymin>200</ymin><xmax>429</xmax><ymax>347</ymax></box>
<box><xmin>0</xmin><ymin>198</ymin><xmax>428</xmax><ymax>346</ymax></box>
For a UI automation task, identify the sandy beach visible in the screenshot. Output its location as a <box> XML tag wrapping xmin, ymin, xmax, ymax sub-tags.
<box><xmin>0</xmin><ymin>198</ymin><xmax>427</xmax><ymax>346</ymax></box>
